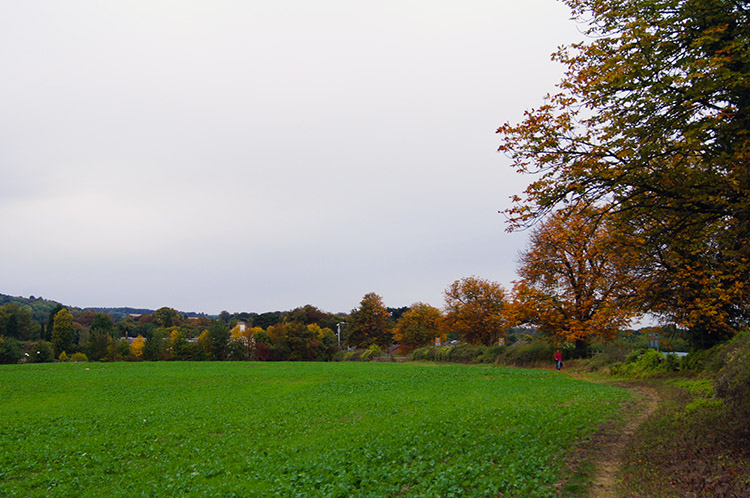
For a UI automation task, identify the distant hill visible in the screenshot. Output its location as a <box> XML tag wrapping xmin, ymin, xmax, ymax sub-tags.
<box><xmin>0</xmin><ymin>294</ymin><xmax>65</xmax><ymax>324</ymax></box>
<box><xmin>83</xmin><ymin>307</ymin><xmax>157</xmax><ymax>320</ymax></box>
<box><xmin>0</xmin><ymin>293</ymin><xmax>211</xmax><ymax>324</ymax></box>
<box><xmin>84</xmin><ymin>307</ymin><xmax>213</xmax><ymax>320</ymax></box>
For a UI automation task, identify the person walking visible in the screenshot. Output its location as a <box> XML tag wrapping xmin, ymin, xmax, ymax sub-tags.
<box><xmin>554</xmin><ymin>350</ymin><xmax>563</xmax><ymax>370</ymax></box>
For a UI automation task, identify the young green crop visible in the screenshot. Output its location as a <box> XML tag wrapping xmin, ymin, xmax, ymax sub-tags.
<box><xmin>0</xmin><ymin>362</ymin><xmax>628</xmax><ymax>497</ymax></box>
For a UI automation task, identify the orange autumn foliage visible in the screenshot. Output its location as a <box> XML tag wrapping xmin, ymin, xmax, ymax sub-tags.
<box><xmin>393</xmin><ymin>303</ymin><xmax>444</xmax><ymax>353</ymax></box>
<box><xmin>497</xmin><ymin>0</ymin><xmax>750</xmax><ymax>341</ymax></box>
<box><xmin>514</xmin><ymin>205</ymin><xmax>643</xmax><ymax>345</ymax></box>
<box><xmin>348</xmin><ymin>292</ymin><xmax>392</xmax><ymax>349</ymax></box>
<box><xmin>442</xmin><ymin>277</ymin><xmax>510</xmax><ymax>346</ymax></box>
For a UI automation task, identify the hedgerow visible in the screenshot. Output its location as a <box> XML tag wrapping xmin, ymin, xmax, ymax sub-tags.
<box><xmin>609</xmin><ymin>349</ymin><xmax>679</xmax><ymax>378</ymax></box>
<box><xmin>410</xmin><ymin>344</ymin><xmax>507</xmax><ymax>364</ymax></box>
<box><xmin>713</xmin><ymin>331</ymin><xmax>750</xmax><ymax>419</ymax></box>
<box><xmin>500</xmin><ymin>341</ymin><xmax>554</xmax><ymax>367</ymax></box>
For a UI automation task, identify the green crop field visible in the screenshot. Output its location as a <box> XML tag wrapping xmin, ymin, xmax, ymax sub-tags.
<box><xmin>0</xmin><ymin>362</ymin><xmax>628</xmax><ymax>497</ymax></box>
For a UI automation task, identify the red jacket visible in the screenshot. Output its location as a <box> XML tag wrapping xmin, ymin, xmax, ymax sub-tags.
<box><xmin>554</xmin><ymin>351</ymin><xmax>562</xmax><ymax>361</ymax></box>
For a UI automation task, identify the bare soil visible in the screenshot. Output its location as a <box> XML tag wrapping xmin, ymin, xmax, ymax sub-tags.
<box><xmin>589</xmin><ymin>386</ymin><xmax>659</xmax><ymax>497</ymax></box>
<box><xmin>554</xmin><ymin>374</ymin><xmax>660</xmax><ymax>498</ymax></box>
<box><xmin>558</xmin><ymin>371</ymin><xmax>749</xmax><ymax>497</ymax></box>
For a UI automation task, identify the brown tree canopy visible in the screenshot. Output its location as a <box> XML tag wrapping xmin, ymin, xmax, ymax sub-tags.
<box><xmin>497</xmin><ymin>0</ymin><xmax>750</xmax><ymax>337</ymax></box>
<box><xmin>514</xmin><ymin>205</ymin><xmax>644</xmax><ymax>348</ymax></box>
<box><xmin>393</xmin><ymin>303</ymin><xmax>444</xmax><ymax>353</ymax></box>
<box><xmin>347</xmin><ymin>292</ymin><xmax>392</xmax><ymax>349</ymax></box>
<box><xmin>443</xmin><ymin>277</ymin><xmax>509</xmax><ymax>345</ymax></box>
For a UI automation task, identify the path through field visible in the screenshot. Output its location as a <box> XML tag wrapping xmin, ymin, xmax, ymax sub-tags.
<box><xmin>590</xmin><ymin>385</ymin><xmax>660</xmax><ymax>497</ymax></box>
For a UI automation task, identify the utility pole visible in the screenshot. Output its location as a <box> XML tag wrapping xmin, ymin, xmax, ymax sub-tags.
<box><xmin>336</xmin><ymin>322</ymin><xmax>344</xmax><ymax>347</ymax></box>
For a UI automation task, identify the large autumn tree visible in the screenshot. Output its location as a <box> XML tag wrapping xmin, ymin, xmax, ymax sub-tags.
<box><xmin>514</xmin><ymin>205</ymin><xmax>644</xmax><ymax>353</ymax></box>
<box><xmin>497</xmin><ymin>0</ymin><xmax>750</xmax><ymax>339</ymax></box>
<box><xmin>347</xmin><ymin>292</ymin><xmax>392</xmax><ymax>349</ymax></box>
<box><xmin>443</xmin><ymin>277</ymin><xmax>509</xmax><ymax>345</ymax></box>
<box><xmin>152</xmin><ymin>307</ymin><xmax>183</xmax><ymax>328</ymax></box>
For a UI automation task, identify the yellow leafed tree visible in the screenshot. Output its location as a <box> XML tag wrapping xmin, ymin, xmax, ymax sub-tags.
<box><xmin>130</xmin><ymin>335</ymin><xmax>146</xmax><ymax>359</ymax></box>
<box><xmin>198</xmin><ymin>329</ymin><xmax>212</xmax><ymax>357</ymax></box>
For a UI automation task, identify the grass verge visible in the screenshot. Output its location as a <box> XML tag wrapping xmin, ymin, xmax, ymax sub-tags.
<box><xmin>618</xmin><ymin>377</ymin><xmax>750</xmax><ymax>497</ymax></box>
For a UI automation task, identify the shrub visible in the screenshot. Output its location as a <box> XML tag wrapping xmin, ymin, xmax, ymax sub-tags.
<box><xmin>625</xmin><ymin>348</ymin><xmax>647</xmax><ymax>364</ymax></box>
<box><xmin>434</xmin><ymin>345</ymin><xmax>454</xmax><ymax>362</ymax></box>
<box><xmin>411</xmin><ymin>346</ymin><xmax>437</xmax><ymax>361</ymax></box>
<box><xmin>663</xmin><ymin>353</ymin><xmax>679</xmax><ymax>372</ymax></box>
<box><xmin>684</xmin><ymin>396</ymin><xmax>724</xmax><ymax>415</ymax></box>
<box><xmin>58</xmin><ymin>351</ymin><xmax>69</xmax><ymax>362</ymax></box>
<box><xmin>256</xmin><ymin>341</ymin><xmax>277</xmax><ymax>361</ymax></box>
<box><xmin>584</xmin><ymin>343</ymin><xmax>629</xmax><ymax>372</ymax></box>
<box><xmin>0</xmin><ymin>337</ymin><xmax>24</xmax><ymax>364</ymax></box>
<box><xmin>713</xmin><ymin>331</ymin><xmax>750</xmax><ymax>418</ymax></box>
<box><xmin>678</xmin><ymin>345</ymin><xmax>727</xmax><ymax>374</ymax></box>
<box><xmin>27</xmin><ymin>341</ymin><xmax>54</xmax><ymax>363</ymax></box>
<box><xmin>409</xmin><ymin>344</ymin><xmax>504</xmax><ymax>364</ymax></box>
<box><xmin>610</xmin><ymin>349</ymin><xmax>678</xmax><ymax>378</ymax></box>
<box><xmin>475</xmin><ymin>345</ymin><xmax>505</xmax><ymax>364</ymax></box>
<box><xmin>338</xmin><ymin>350</ymin><xmax>362</xmax><ymax>362</ymax></box>
<box><xmin>69</xmin><ymin>352</ymin><xmax>89</xmax><ymax>363</ymax></box>
<box><xmin>106</xmin><ymin>338</ymin><xmax>131</xmax><ymax>362</ymax></box>
<box><xmin>449</xmin><ymin>344</ymin><xmax>484</xmax><ymax>363</ymax></box>
<box><xmin>501</xmin><ymin>341</ymin><xmax>554</xmax><ymax>367</ymax></box>
<box><xmin>361</xmin><ymin>344</ymin><xmax>383</xmax><ymax>362</ymax></box>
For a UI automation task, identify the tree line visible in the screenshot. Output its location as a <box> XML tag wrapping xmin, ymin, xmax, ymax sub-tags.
<box><xmin>0</xmin><ymin>277</ymin><xmax>518</xmax><ymax>364</ymax></box>
<box><xmin>0</xmin><ymin>269</ymin><xmax>696</xmax><ymax>366</ymax></box>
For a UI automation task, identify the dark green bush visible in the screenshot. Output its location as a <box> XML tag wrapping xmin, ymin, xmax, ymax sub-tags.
<box><xmin>448</xmin><ymin>344</ymin><xmax>483</xmax><ymax>363</ymax></box>
<box><xmin>610</xmin><ymin>349</ymin><xmax>678</xmax><ymax>378</ymax></box>
<box><xmin>409</xmin><ymin>344</ymin><xmax>504</xmax><ymax>364</ymax></box>
<box><xmin>584</xmin><ymin>341</ymin><xmax>629</xmax><ymax>372</ymax></box>
<box><xmin>360</xmin><ymin>344</ymin><xmax>383</xmax><ymax>362</ymax></box>
<box><xmin>679</xmin><ymin>344</ymin><xmax>727</xmax><ymax>374</ymax></box>
<box><xmin>434</xmin><ymin>345</ymin><xmax>453</xmax><ymax>362</ymax></box>
<box><xmin>713</xmin><ymin>331</ymin><xmax>750</xmax><ymax>417</ymax></box>
<box><xmin>0</xmin><ymin>336</ymin><xmax>24</xmax><ymax>364</ymax></box>
<box><xmin>27</xmin><ymin>340</ymin><xmax>54</xmax><ymax>363</ymax></box>
<box><xmin>410</xmin><ymin>346</ymin><xmax>437</xmax><ymax>361</ymax></box>
<box><xmin>663</xmin><ymin>353</ymin><xmax>679</xmax><ymax>372</ymax></box>
<box><xmin>340</xmin><ymin>350</ymin><xmax>362</xmax><ymax>362</ymax></box>
<box><xmin>625</xmin><ymin>348</ymin><xmax>648</xmax><ymax>364</ymax></box>
<box><xmin>475</xmin><ymin>345</ymin><xmax>505</xmax><ymax>364</ymax></box>
<box><xmin>501</xmin><ymin>341</ymin><xmax>554</xmax><ymax>367</ymax></box>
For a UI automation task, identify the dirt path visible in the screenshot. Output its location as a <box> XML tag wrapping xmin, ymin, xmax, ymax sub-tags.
<box><xmin>589</xmin><ymin>385</ymin><xmax>660</xmax><ymax>498</ymax></box>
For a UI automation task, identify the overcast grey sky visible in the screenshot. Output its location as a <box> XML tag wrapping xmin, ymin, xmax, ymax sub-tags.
<box><xmin>1</xmin><ymin>0</ymin><xmax>583</xmax><ymax>314</ymax></box>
